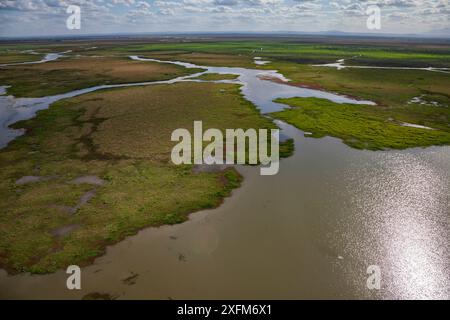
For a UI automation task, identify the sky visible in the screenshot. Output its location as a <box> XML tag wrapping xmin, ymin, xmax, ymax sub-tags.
<box><xmin>0</xmin><ymin>0</ymin><xmax>449</xmax><ymax>37</ymax></box>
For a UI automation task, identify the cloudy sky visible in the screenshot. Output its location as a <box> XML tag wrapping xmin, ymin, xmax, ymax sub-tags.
<box><xmin>0</xmin><ymin>0</ymin><xmax>449</xmax><ymax>37</ymax></box>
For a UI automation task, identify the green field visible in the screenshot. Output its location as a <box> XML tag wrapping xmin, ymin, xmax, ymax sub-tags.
<box><xmin>273</xmin><ymin>97</ymin><xmax>450</xmax><ymax>150</ymax></box>
<box><xmin>108</xmin><ymin>40</ymin><xmax>450</xmax><ymax>67</ymax></box>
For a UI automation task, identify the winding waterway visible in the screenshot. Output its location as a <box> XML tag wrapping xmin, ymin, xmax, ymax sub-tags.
<box><xmin>0</xmin><ymin>51</ymin><xmax>70</xmax><ymax>68</ymax></box>
<box><xmin>0</xmin><ymin>55</ymin><xmax>449</xmax><ymax>299</ymax></box>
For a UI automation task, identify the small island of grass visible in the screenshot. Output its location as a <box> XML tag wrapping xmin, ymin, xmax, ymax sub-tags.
<box><xmin>193</xmin><ymin>73</ymin><xmax>240</xmax><ymax>81</ymax></box>
<box><xmin>272</xmin><ymin>97</ymin><xmax>450</xmax><ymax>150</ymax></box>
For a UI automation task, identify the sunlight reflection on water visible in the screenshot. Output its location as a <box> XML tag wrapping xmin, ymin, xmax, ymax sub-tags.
<box><xmin>339</xmin><ymin>150</ymin><xmax>449</xmax><ymax>299</ymax></box>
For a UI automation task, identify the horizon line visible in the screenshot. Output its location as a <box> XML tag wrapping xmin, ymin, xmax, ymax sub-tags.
<box><xmin>1</xmin><ymin>30</ymin><xmax>450</xmax><ymax>41</ymax></box>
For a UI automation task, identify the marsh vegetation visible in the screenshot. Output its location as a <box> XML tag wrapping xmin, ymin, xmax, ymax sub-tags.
<box><xmin>0</xmin><ymin>36</ymin><xmax>449</xmax><ymax>275</ymax></box>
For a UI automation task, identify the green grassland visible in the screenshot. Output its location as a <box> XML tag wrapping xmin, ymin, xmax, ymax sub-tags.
<box><xmin>108</xmin><ymin>40</ymin><xmax>450</xmax><ymax>67</ymax></box>
<box><xmin>273</xmin><ymin>97</ymin><xmax>450</xmax><ymax>150</ymax></box>
<box><xmin>3</xmin><ymin>38</ymin><xmax>450</xmax><ymax>67</ymax></box>
<box><xmin>0</xmin><ymin>82</ymin><xmax>283</xmax><ymax>274</ymax></box>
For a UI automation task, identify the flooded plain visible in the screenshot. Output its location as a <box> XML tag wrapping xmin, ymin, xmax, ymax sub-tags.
<box><xmin>0</xmin><ymin>56</ymin><xmax>373</xmax><ymax>148</ymax></box>
<box><xmin>0</xmin><ymin>56</ymin><xmax>449</xmax><ymax>299</ymax></box>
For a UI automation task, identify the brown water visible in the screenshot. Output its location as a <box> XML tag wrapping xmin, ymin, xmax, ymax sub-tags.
<box><xmin>1</xmin><ymin>121</ymin><xmax>449</xmax><ymax>300</ymax></box>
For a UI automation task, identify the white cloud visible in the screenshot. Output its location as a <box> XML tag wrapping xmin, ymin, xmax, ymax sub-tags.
<box><xmin>0</xmin><ymin>0</ymin><xmax>448</xmax><ymax>36</ymax></box>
